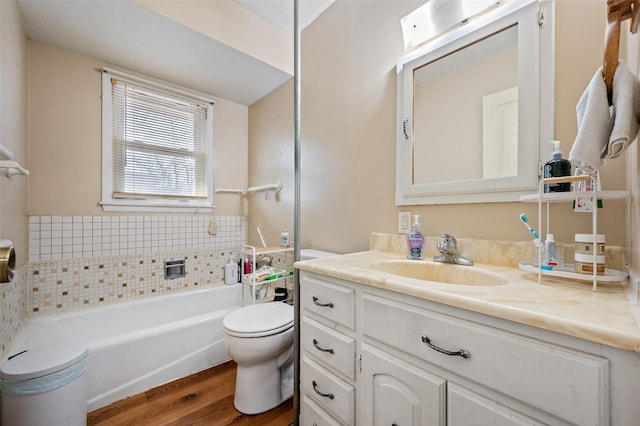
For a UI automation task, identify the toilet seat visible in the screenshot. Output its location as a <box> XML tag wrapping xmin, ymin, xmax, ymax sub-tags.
<box><xmin>224</xmin><ymin>302</ymin><xmax>293</xmax><ymax>338</ymax></box>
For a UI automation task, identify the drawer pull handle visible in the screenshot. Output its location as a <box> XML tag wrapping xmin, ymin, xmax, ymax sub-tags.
<box><xmin>312</xmin><ymin>380</ymin><xmax>334</xmax><ymax>399</ymax></box>
<box><xmin>313</xmin><ymin>338</ymin><xmax>335</xmax><ymax>354</ymax></box>
<box><xmin>312</xmin><ymin>296</ymin><xmax>334</xmax><ymax>308</ymax></box>
<box><xmin>421</xmin><ymin>335</ymin><xmax>470</xmax><ymax>359</ymax></box>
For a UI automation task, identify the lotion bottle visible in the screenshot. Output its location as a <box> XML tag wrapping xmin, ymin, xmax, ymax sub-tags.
<box><xmin>407</xmin><ymin>215</ymin><xmax>425</xmax><ymax>260</ymax></box>
<box><xmin>544</xmin><ymin>140</ymin><xmax>572</xmax><ymax>192</ymax></box>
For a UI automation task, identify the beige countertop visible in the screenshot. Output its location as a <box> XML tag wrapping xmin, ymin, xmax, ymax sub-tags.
<box><xmin>295</xmin><ymin>234</ymin><xmax>640</xmax><ymax>353</ymax></box>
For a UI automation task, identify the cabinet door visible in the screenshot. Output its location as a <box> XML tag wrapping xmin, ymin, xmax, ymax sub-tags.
<box><xmin>362</xmin><ymin>344</ymin><xmax>446</xmax><ymax>426</ymax></box>
<box><xmin>447</xmin><ymin>383</ymin><xmax>547</xmax><ymax>426</ymax></box>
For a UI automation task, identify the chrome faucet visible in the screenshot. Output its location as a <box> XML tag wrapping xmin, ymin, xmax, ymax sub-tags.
<box><xmin>433</xmin><ymin>233</ymin><xmax>473</xmax><ymax>266</ymax></box>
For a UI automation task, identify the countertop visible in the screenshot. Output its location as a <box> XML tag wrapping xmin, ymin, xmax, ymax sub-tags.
<box><xmin>295</xmin><ymin>238</ymin><xmax>640</xmax><ymax>353</ymax></box>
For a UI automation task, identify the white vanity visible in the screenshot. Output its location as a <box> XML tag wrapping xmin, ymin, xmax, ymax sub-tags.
<box><xmin>296</xmin><ymin>236</ymin><xmax>640</xmax><ymax>425</ymax></box>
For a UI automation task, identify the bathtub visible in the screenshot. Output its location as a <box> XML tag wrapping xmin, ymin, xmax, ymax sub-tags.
<box><xmin>3</xmin><ymin>284</ymin><xmax>242</xmax><ymax>411</ymax></box>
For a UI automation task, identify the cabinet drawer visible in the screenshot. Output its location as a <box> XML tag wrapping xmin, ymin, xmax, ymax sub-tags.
<box><xmin>301</xmin><ymin>275</ymin><xmax>355</xmax><ymax>330</ymax></box>
<box><xmin>301</xmin><ymin>355</ymin><xmax>355</xmax><ymax>425</ymax></box>
<box><xmin>301</xmin><ymin>393</ymin><xmax>345</xmax><ymax>426</ymax></box>
<box><xmin>362</xmin><ymin>294</ymin><xmax>609</xmax><ymax>426</ymax></box>
<box><xmin>302</xmin><ymin>316</ymin><xmax>356</xmax><ymax>379</ymax></box>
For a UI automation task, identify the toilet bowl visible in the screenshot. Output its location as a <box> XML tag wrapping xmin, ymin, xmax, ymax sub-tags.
<box><xmin>223</xmin><ymin>301</ymin><xmax>294</xmax><ymax>415</ymax></box>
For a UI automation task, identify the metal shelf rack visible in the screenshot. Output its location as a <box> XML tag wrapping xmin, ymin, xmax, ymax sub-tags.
<box><xmin>519</xmin><ymin>174</ymin><xmax>629</xmax><ymax>291</ymax></box>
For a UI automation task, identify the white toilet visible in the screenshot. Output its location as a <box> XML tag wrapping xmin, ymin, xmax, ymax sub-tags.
<box><xmin>223</xmin><ymin>248</ymin><xmax>337</xmax><ymax>415</ymax></box>
<box><xmin>223</xmin><ymin>301</ymin><xmax>294</xmax><ymax>415</ymax></box>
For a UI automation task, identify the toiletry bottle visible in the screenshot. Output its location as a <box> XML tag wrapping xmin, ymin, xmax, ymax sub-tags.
<box><xmin>407</xmin><ymin>215</ymin><xmax>425</xmax><ymax>260</ymax></box>
<box><xmin>225</xmin><ymin>259</ymin><xmax>238</xmax><ymax>284</ymax></box>
<box><xmin>280</xmin><ymin>229</ymin><xmax>290</xmax><ymax>247</ymax></box>
<box><xmin>544</xmin><ymin>234</ymin><xmax>557</xmax><ymax>268</ymax></box>
<box><xmin>544</xmin><ymin>140</ymin><xmax>572</xmax><ymax>193</ymax></box>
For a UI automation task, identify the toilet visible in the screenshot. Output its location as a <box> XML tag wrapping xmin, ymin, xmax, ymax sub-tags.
<box><xmin>223</xmin><ymin>301</ymin><xmax>294</xmax><ymax>415</ymax></box>
<box><xmin>223</xmin><ymin>248</ymin><xmax>337</xmax><ymax>415</ymax></box>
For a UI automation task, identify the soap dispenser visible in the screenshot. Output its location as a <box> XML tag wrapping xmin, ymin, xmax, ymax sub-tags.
<box><xmin>407</xmin><ymin>215</ymin><xmax>425</xmax><ymax>260</ymax></box>
<box><xmin>544</xmin><ymin>140</ymin><xmax>572</xmax><ymax>193</ymax></box>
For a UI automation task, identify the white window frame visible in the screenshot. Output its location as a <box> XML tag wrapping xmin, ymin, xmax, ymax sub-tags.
<box><xmin>100</xmin><ymin>68</ymin><xmax>215</xmax><ymax>213</ymax></box>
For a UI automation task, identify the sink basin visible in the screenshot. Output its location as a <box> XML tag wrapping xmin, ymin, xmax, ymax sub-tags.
<box><xmin>371</xmin><ymin>260</ymin><xmax>507</xmax><ymax>286</ymax></box>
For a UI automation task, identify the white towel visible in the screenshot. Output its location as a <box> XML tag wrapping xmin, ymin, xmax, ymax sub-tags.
<box><xmin>604</xmin><ymin>61</ymin><xmax>640</xmax><ymax>159</ymax></box>
<box><xmin>568</xmin><ymin>67</ymin><xmax>613</xmax><ymax>174</ymax></box>
<box><xmin>569</xmin><ymin>61</ymin><xmax>640</xmax><ymax>173</ymax></box>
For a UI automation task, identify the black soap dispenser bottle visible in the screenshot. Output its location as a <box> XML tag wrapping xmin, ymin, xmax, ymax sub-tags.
<box><xmin>544</xmin><ymin>140</ymin><xmax>572</xmax><ymax>192</ymax></box>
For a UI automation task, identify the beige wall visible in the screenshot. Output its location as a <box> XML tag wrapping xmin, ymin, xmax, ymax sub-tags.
<box><xmin>0</xmin><ymin>0</ymin><xmax>28</xmax><ymax>268</ymax></box>
<box><xmin>249</xmin><ymin>0</ymin><xmax>631</xmax><ymax>255</ymax></box>
<box><xmin>27</xmin><ymin>42</ymin><xmax>248</xmax><ymax>217</ymax></box>
<box><xmin>247</xmin><ymin>80</ymin><xmax>295</xmax><ymax>247</ymax></box>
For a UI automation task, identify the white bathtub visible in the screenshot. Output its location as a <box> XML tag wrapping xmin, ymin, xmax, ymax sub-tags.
<box><xmin>3</xmin><ymin>284</ymin><xmax>242</xmax><ymax>411</ymax></box>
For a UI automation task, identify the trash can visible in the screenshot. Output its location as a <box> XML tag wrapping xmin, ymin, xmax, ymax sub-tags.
<box><xmin>1</xmin><ymin>343</ymin><xmax>88</xmax><ymax>426</ymax></box>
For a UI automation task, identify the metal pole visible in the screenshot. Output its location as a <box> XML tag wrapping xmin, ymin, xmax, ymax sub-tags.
<box><xmin>293</xmin><ymin>0</ymin><xmax>302</xmax><ymax>423</ymax></box>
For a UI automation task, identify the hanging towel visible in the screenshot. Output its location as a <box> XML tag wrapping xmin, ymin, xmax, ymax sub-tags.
<box><xmin>568</xmin><ymin>67</ymin><xmax>613</xmax><ymax>174</ymax></box>
<box><xmin>604</xmin><ymin>61</ymin><xmax>640</xmax><ymax>159</ymax></box>
<box><xmin>569</xmin><ymin>61</ymin><xmax>640</xmax><ymax>174</ymax></box>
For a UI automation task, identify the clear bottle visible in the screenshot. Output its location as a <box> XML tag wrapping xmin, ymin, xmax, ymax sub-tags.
<box><xmin>280</xmin><ymin>229</ymin><xmax>290</xmax><ymax>247</ymax></box>
<box><xmin>544</xmin><ymin>234</ymin><xmax>558</xmax><ymax>268</ymax></box>
<box><xmin>407</xmin><ymin>215</ymin><xmax>425</xmax><ymax>260</ymax></box>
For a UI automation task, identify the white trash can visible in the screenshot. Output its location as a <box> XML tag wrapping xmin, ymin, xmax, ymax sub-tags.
<box><xmin>1</xmin><ymin>343</ymin><xmax>88</xmax><ymax>426</ymax></box>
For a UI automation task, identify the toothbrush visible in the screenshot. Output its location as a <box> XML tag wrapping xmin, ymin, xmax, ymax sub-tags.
<box><xmin>519</xmin><ymin>214</ymin><xmax>539</xmax><ymax>239</ymax></box>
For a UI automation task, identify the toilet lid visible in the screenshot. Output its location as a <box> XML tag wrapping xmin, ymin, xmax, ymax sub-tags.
<box><xmin>224</xmin><ymin>302</ymin><xmax>293</xmax><ymax>336</ymax></box>
<box><xmin>1</xmin><ymin>343</ymin><xmax>88</xmax><ymax>381</ymax></box>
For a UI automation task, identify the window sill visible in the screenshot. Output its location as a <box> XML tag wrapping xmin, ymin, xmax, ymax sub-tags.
<box><xmin>100</xmin><ymin>200</ymin><xmax>214</xmax><ymax>213</ymax></box>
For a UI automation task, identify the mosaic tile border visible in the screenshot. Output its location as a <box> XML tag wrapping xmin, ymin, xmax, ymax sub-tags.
<box><xmin>27</xmin><ymin>246</ymin><xmax>244</xmax><ymax>314</ymax></box>
<box><xmin>1</xmin><ymin>267</ymin><xmax>27</xmax><ymax>357</ymax></box>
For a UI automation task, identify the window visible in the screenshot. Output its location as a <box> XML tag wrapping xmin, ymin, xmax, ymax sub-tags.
<box><xmin>101</xmin><ymin>69</ymin><xmax>214</xmax><ymax>212</ymax></box>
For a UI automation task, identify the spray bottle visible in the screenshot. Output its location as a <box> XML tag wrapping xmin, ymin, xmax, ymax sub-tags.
<box><xmin>544</xmin><ymin>140</ymin><xmax>572</xmax><ymax>192</ymax></box>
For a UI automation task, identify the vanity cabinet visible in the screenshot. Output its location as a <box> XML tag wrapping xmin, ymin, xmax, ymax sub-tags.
<box><xmin>300</xmin><ymin>274</ymin><xmax>357</xmax><ymax>425</ymax></box>
<box><xmin>300</xmin><ymin>270</ymin><xmax>640</xmax><ymax>425</ymax></box>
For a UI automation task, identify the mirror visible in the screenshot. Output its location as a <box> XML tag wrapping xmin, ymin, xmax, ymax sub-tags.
<box><xmin>396</xmin><ymin>1</ymin><xmax>554</xmax><ymax>205</ymax></box>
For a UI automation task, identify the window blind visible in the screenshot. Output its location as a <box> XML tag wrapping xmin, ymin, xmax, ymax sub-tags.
<box><xmin>110</xmin><ymin>78</ymin><xmax>208</xmax><ymax>200</ymax></box>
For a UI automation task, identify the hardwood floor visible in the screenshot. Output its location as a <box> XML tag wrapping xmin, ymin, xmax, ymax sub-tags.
<box><xmin>87</xmin><ymin>361</ymin><xmax>294</xmax><ymax>426</ymax></box>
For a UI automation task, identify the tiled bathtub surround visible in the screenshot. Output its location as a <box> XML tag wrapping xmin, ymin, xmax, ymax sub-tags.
<box><xmin>28</xmin><ymin>248</ymin><xmax>240</xmax><ymax>314</ymax></box>
<box><xmin>29</xmin><ymin>215</ymin><xmax>245</xmax><ymax>262</ymax></box>
<box><xmin>26</xmin><ymin>215</ymin><xmax>247</xmax><ymax>314</ymax></box>
<box><xmin>1</xmin><ymin>267</ymin><xmax>27</xmax><ymax>355</ymax></box>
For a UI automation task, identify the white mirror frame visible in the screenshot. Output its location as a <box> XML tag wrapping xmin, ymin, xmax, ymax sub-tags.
<box><xmin>396</xmin><ymin>0</ymin><xmax>555</xmax><ymax>205</ymax></box>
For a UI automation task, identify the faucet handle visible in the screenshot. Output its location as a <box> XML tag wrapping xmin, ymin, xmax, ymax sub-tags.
<box><xmin>439</xmin><ymin>233</ymin><xmax>457</xmax><ymax>247</ymax></box>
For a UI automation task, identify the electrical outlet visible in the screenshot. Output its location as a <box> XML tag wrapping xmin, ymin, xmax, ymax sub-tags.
<box><xmin>398</xmin><ymin>211</ymin><xmax>411</xmax><ymax>234</ymax></box>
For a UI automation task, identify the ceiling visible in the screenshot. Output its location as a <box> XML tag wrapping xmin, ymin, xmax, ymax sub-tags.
<box><xmin>234</xmin><ymin>0</ymin><xmax>333</xmax><ymax>34</ymax></box>
<box><xmin>17</xmin><ymin>0</ymin><xmax>333</xmax><ymax>106</ymax></box>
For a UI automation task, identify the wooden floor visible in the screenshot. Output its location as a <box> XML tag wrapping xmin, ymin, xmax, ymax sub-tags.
<box><xmin>88</xmin><ymin>361</ymin><xmax>294</xmax><ymax>426</ymax></box>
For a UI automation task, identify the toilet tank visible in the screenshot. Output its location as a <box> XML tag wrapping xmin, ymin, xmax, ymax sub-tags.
<box><xmin>299</xmin><ymin>249</ymin><xmax>338</xmax><ymax>261</ymax></box>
